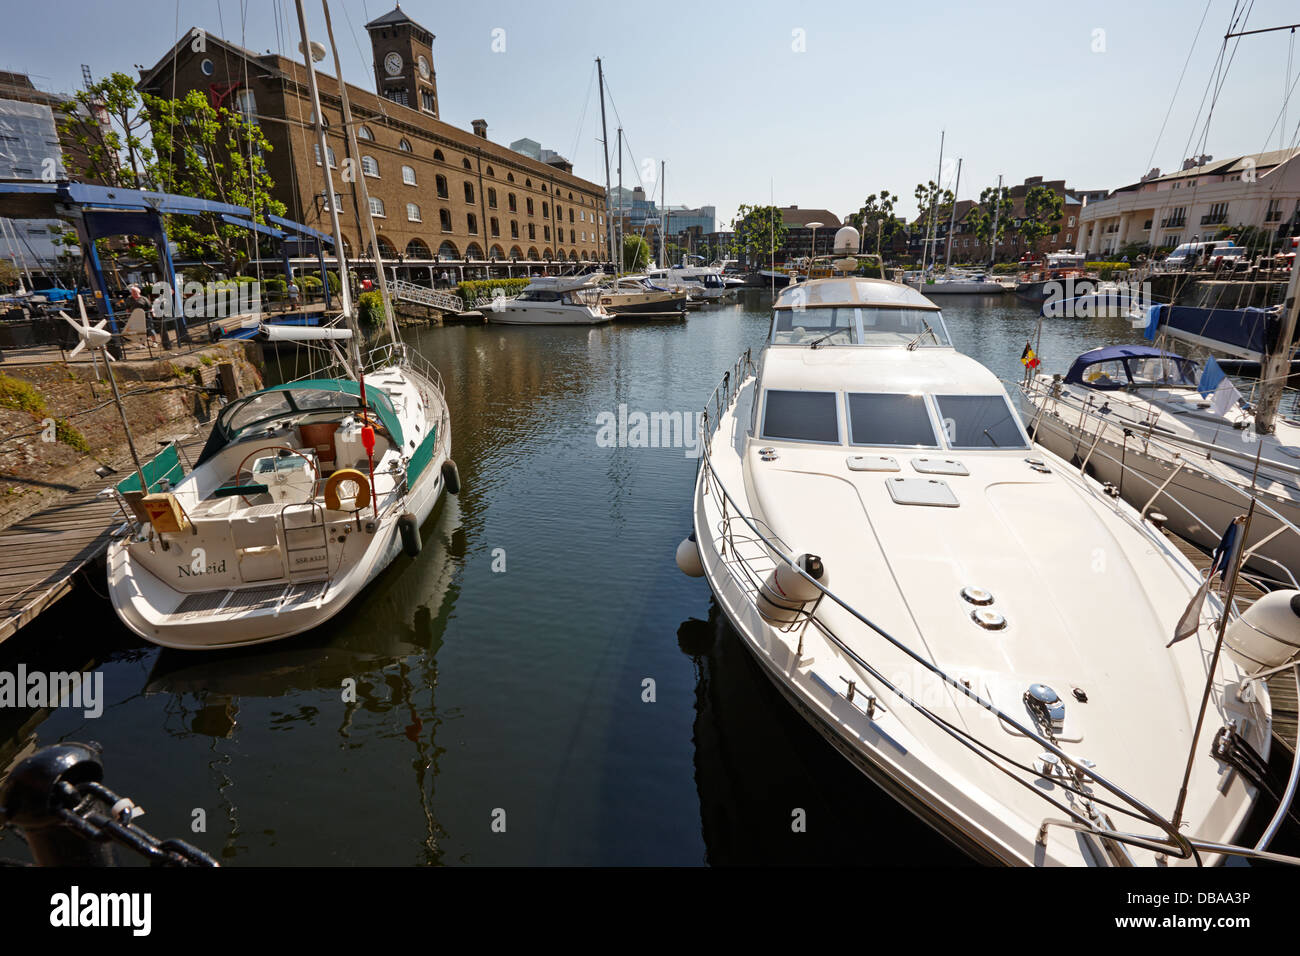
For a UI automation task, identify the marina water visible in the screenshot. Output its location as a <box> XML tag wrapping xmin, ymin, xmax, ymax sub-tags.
<box><xmin>0</xmin><ymin>293</ymin><xmax>1149</xmax><ymax>865</ymax></box>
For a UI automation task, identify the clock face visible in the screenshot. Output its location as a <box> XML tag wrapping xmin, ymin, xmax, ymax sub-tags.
<box><xmin>384</xmin><ymin>52</ymin><xmax>403</xmax><ymax>77</ymax></box>
<box><xmin>418</xmin><ymin>55</ymin><xmax>430</xmax><ymax>79</ymax></box>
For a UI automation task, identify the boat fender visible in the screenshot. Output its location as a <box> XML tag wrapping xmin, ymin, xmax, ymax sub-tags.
<box><xmin>324</xmin><ymin>468</ymin><xmax>371</xmax><ymax>511</ymax></box>
<box><xmin>441</xmin><ymin>459</ymin><xmax>462</xmax><ymax>496</ymax></box>
<box><xmin>675</xmin><ymin>532</ymin><xmax>704</xmax><ymax>577</ymax></box>
<box><xmin>1224</xmin><ymin>589</ymin><xmax>1300</xmax><ymax>672</ymax></box>
<box><xmin>758</xmin><ymin>553</ymin><xmax>827</xmax><ymax>623</ymax></box>
<box><xmin>398</xmin><ymin>512</ymin><xmax>422</xmax><ymax>557</ymax></box>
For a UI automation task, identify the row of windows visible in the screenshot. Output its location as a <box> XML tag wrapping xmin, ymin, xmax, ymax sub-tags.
<box><xmin>354</xmin><ymin>238</ymin><xmax>599</xmax><ymax>262</ymax></box>
<box><xmin>759</xmin><ymin>389</ymin><xmax>1028</xmax><ymax>450</ymax></box>
<box><xmin>312</xmin><ymin>146</ymin><xmax>603</xmax><ymax>231</ymax></box>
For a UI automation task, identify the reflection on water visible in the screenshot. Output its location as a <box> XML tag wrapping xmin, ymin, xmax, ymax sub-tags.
<box><xmin>0</xmin><ymin>291</ymin><xmax>1236</xmax><ymax>865</ymax></box>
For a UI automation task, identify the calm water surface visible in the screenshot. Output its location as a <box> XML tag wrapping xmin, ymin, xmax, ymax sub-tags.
<box><xmin>0</xmin><ymin>292</ymin><xmax>1149</xmax><ymax>865</ymax></box>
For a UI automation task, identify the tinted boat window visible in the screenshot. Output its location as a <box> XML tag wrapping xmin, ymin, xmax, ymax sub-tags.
<box><xmin>847</xmin><ymin>393</ymin><xmax>938</xmax><ymax>447</ymax></box>
<box><xmin>934</xmin><ymin>394</ymin><xmax>1028</xmax><ymax>449</ymax></box>
<box><xmin>761</xmin><ymin>390</ymin><xmax>840</xmax><ymax>443</ymax></box>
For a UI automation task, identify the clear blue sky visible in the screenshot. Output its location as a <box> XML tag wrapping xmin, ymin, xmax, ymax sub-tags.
<box><xmin>4</xmin><ymin>0</ymin><xmax>1299</xmax><ymax>227</ymax></box>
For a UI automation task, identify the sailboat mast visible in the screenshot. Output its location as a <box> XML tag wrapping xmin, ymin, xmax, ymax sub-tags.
<box><xmin>922</xmin><ymin>130</ymin><xmax>944</xmax><ymax>277</ymax></box>
<box><xmin>596</xmin><ymin>58</ymin><xmax>615</xmax><ymax>272</ymax></box>
<box><xmin>293</xmin><ymin>0</ymin><xmax>351</xmax><ymax>324</ymax></box>
<box><xmin>988</xmin><ymin>173</ymin><xmax>1003</xmax><ymax>270</ymax></box>
<box><xmin>616</xmin><ymin>127</ymin><xmax>623</xmax><ymax>271</ymax></box>
<box><xmin>944</xmin><ymin>157</ymin><xmax>961</xmax><ymax>272</ymax></box>
<box><xmin>660</xmin><ymin>160</ymin><xmax>666</xmax><ymax>268</ymax></box>
<box><xmin>322</xmin><ymin>0</ymin><xmax>397</xmax><ymax>345</ymax></box>
<box><xmin>1255</xmin><ymin>252</ymin><xmax>1300</xmax><ymax>434</ymax></box>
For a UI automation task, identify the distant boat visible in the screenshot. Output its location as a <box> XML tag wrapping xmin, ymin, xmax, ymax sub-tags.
<box><xmin>488</xmin><ymin>273</ymin><xmax>612</xmax><ymax>325</ymax></box>
<box><xmin>598</xmin><ymin>275</ymin><xmax>686</xmax><ymax>317</ymax></box>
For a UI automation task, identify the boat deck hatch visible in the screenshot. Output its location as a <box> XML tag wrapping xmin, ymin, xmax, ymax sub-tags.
<box><xmin>911</xmin><ymin>457</ymin><xmax>968</xmax><ymax>476</ymax></box>
<box><xmin>847</xmin><ymin>455</ymin><xmax>900</xmax><ymax>472</ymax></box>
<box><xmin>886</xmin><ymin>477</ymin><xmax>959</xmax><ymax>508</ymax></box>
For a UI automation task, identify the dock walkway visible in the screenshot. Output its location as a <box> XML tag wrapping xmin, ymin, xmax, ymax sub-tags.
<box><xmin>0</xmin><ymin>434</ymin><xmax>206</xmax><ymax>644</ymax></box>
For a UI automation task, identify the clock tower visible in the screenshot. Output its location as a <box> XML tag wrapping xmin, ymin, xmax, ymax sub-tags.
<box><xmin>364</xmin><ymin>4</ymin><xmax>438</xmax><ymax>117</ymax></box>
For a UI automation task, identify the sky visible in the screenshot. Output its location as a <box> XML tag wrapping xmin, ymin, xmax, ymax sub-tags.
<box><xmin>4</xmin><ymin>0</ymin><xmax>1299</xmax><ymax>228</ymax></box>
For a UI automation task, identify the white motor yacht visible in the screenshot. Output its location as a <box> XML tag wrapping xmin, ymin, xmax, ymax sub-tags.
<box><xmin>488</xmin><ymin>273</ymin><xmax>612</xmax><ymax>325</ymax></box>
<box><xmin>677</xmin><ymin>227</ymin><xmax>1300</xmax><ymax>866</ymax></box>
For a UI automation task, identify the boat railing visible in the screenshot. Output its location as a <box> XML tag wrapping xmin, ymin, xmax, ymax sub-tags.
<box><xmin>696</xmin><ymin>350</ymin><xmax>1299</xmax><ymax>866</ymax></box>
<box><xmin>1019</xmin><ymin>375</ymin><xmax>1300</xmax><ymax>590</ymax></box>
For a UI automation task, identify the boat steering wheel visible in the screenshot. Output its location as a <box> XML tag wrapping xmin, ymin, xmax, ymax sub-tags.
<box><xmin>235</xmin><ymin>445</ymin><xmax>320</xmax><ymax>507</ymax></box>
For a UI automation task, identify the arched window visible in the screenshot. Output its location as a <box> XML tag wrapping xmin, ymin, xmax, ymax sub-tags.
<box><xmin>361</xmin><ymin>155</ymin><xmax>380</xmax><ymax>177</ymax></box>
<box><xmin>357</xmin><ymin>125</ymin><xmax>373</xmax><ymax>140</ymax></box>
<box><xmin>526</xmin><ymin>197</ymin><xmax>534</xmax><ymax>216</ymax></box>
<box><xmin>525</xmin><ymin>178</ymin><xmax>532</xmax><ymax>187</ymax></box>
<box><xmin>541</xmin><ymin>202</ymin><xmax>549</xmax><ymax>219</ymax></box>
<box><xmin>541</xmin><ymin>184</ymin><xmax>548</xmax><ymax>193</ymax></box>
<box><xmin>489</xmin><ymin>244</ymin><xmax>504</xmax><ymax>260</ymax></box>
<box><xmin>462</xmin><ymin>158</ymin><xmax>472</xmax><ymax>170</ymax></box>
<box><xmin>433</xmin><ymin>148</ymin><xmax>445</xmax><ymax>161</ymax></box>
<box><xmin>402</xmin><ymin>165</ymin><xmax>416</xmax><ymax>185</ymax></box>
<box><xmin>507</xmin><ymin>172</ymin><xmax>515</xmax><ymax>182</ymax></box>
<box><xmin>487</xmin><ymin>187</ymin><xmax>497</xmax><ymax>209</ymax></box>
<box><xmin>406</xmin><ymin>202</ymin><xmax>421</xmax><ymax>222</ymax></box>
<box><xmin>406</xmin><ymin>238</ymin><xmax>431</xmax><ymax>258</ymax></box>
<box><xmin>375</xmin><ymin>236</ymin><xmax>397</xmax><ymax>257</ymax></box>
<box><xmin>510</xmin><ymin>220</ymin><xmax>519</xmax><ymax>238</ymax></box>
<box><xmin>569</xmin><ymin>250</ymin><xmax>578</xmax><ymax>261</ymax></box>
<box><xmin>368</xmin><ymin>197</ymin><xmax>385</xmax><ymax>217</ymax></box>
<box><xmin>568</xmin><ymin>191</ymin><xmax>573</xmax><ymax>200</ymax></box>
<box><xmin>507</xmin><ymin>193</ymin><xmax>517</xmax><ymax>212</ymax></box>
<box><xmin>526</xmin><ymin>247</ymin><xmax>539</xmax><ymax>261</ymax></box>
<box><xmin>466</xmin><ymin>243</ymin><xmax>483</xmax><ymax>260</ymax></box>
<box><xmin>313</xmin><ymin>144</ymin><xmax>337</xmax><ymax>167</ymax></box>
<box><xmin>486</xmin><ymin>166</ymin><xmax>495</xmax><ymax>177</ymax></box>
<box><xmin>436</xmin><ymin>175</ymin><xmax>448</xmax><ymax>199</ymax></box>
<box><xmin>543</xmin><ymin>247</ymin><xmax>553</xmax><ymax>260</ymax></box>
<box><xmin>439</xmin><ymin>209</ymin><xmax>452</xmax><ymax>232</ymax></box>
<box><xmin>464</xmin><ymin>182</ymin><xmax>475</xmax><ymax>204</ymax></box>
<box><xmin>570</xmin><ymin>229</ymin><xmax>575</xmax><ymax>244</ymax></box>
<box><xmin>399</xmin><ymin>138</ymin><xmax>412</xmax><ymax>152</ymax></box>
<box><xmin>437</xmin><ymin>241</ymin><xmax>460</xmax><ymax>260</ymax></box>
<box><xmin>490</xmin><ymin>217</ymin><xmax>500</xmax><ymax>237</ymax></box>
<box><xmin>509</xmin><ymin>245</ymin><xmax>522</xmax><ymax>259</ymax></box>
<box><xmin>466</xmin><ymin>213</ymin><xmax>478</xmax><ymax>234</ymax></box>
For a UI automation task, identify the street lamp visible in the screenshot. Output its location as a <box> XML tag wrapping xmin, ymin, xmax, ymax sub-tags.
<box><xmin>806</xmin><ymin>221</ymin><xmax>824</xmax><ymax>277</ymax></box>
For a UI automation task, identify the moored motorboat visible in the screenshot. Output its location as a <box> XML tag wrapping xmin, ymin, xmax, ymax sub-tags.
<box><xmin>677</xmin><ymin>226</ymin><xmax>1297</xmax><ymax>866</ymax></box>
<box><xmin>598</xmin><ymin>275</ymin><xmax>687</xmax><ymax>318</ymax></box>
<box><xmin>488</xmin><ymin>273</ymin><xmax>613</xmax><ymax>325</ymax></box>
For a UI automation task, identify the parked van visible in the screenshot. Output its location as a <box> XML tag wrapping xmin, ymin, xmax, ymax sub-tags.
<box><xmin>1164</xmin><ymin>240</ymin><xmax>1247</xmax><ymax>270</ymax></box>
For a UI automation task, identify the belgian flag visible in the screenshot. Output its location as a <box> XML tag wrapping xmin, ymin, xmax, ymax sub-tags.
<box><xmin>1020</xmin><ymin>342</ymin><xmax>1040</xmax><ymax>369</ymax></box>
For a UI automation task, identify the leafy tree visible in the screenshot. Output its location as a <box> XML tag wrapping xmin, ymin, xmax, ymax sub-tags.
<box><xmin>622</xmin><ymin>234</ymin><xmax>650</xmax><ymax>271</ymax></box>
<box><xmin>732</xmin><ymin>204</ymin><xmax>788</xmax><ymax>266</ymax></box>
<box><xmin>57</xmin><ymin>72</ymin><xmax>155</xmax><ymax>188</ymax></box>
<box><xmin>846</xmin><ymin>191</ymin><xmax>903</xmax><ymax>254</ymax></box>
<box><xmin>967</xmin><ymin>184</ymin><xmax>1014</xmax><ymax>260</ymax></box>
<box><xmin>1019</xmin><ymin>185</ymin><xmax>1064</xmax><ymax>255</ymax></box>
<box><xmin>144</xmin><ymin>89</ymin><xmax>285</xmax><ymax>273</ymax></box>
<box><xmin>913</xmin><ymin>181</ymin><xmax>954</xmax><ymax>235</ymax></box>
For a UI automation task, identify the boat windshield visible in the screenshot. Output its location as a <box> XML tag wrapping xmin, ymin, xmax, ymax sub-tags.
<box><xmin>771</xmin><ymin>307</ymin><xmax>951</xmax><ymax>347</ymax></box>
<box><xmin>934</xmin><ymin>394</ymin><xmax>1029</xmax><ymax>449</ymax></box>
<box><xmin>1126</xmin><ymin>355</ymin><xmax>1198</xmax><ymax>387</ymax></box>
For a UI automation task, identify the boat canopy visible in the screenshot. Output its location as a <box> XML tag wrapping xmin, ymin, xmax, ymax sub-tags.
<box><xmin>196</xmin><ymin>379</ymin><xmax>404</xmax><ymax>466</ymax></box>
<box><xmin>1144</xmin><ymin>304</ymin><xmax>1282</xmax><ymax>361</ymax></box>
<box><xmin>1064</xmin><ymin>345</ymin><xmax>1199</xmax><ymax>389</ymax></box>
<box><xmin>774</xmin><ymin>277</ymin><xmax>939</xmax><ymax>311</ymax></box>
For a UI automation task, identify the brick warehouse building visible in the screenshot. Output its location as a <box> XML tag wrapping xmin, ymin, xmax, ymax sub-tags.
<box><xmin>137</xmin><ymin>6</ymin><xmax>609</xmax><ymax>282</ymax></box>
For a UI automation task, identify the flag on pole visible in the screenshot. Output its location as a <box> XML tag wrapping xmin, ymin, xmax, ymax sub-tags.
<box><xmin>1196</xmin><ymin>355</ymin><xmax>1244</xmax><ymax>417</ymax></box>
<box><xmin>1020</xmin><ymin>342</ymin><xmax>1040</xmax><ymax>368</ymax></box>
<box><xmin>1169</xmin><ymin>516</ymin><xmax>1245</xmax><ymax>647</ymax></box>
<box><xmin>1143</xmin><ymin>304</ymin><xmax>1163</xmax><ymax>341</ymax></box>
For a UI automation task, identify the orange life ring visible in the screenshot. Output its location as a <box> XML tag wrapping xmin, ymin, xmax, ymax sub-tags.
<box><xmin>324</xmin><ymin>468</ymin><xmax>371</xmax><ymax>512</ymax></box>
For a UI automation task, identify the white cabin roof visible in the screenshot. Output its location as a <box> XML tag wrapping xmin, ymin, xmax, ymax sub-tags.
<box><xmin>775</xmin><ymin>277</ymin><xmax>939</xmax><ymax>311</ymax></box>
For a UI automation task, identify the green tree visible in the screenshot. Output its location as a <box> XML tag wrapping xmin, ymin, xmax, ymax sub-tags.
<box><xmin>1019</xmin><ymin>185</ymin><xmax>1064</xmax><ymax>255</ymax></box>
<box><xmin>967</xmin><ymin>184</ymin><xmax>1014</xmax><ymax>260</ymax></box>
<box><xmin>622</xmin><ymin>234</ymin><xmax>650</xmax><ymax>271</ymax></box>
<box><xmin>144</xmin><ymin>89</ymin><xmax>286</xmax><ymax>273</ymax></box>
<box><xmin>57</xmin><ymin>72</ymin><xmax>155</xmax><ymax>188</ymax></box>
<box><xmin>732</xmin><ymin>204</ymin><xmax>788</xmax><ymax>266</ymax></box>
<box><xmin>913</xmin><ymin>181</ymin><xmax>954</xmax><ymax>236</ymax></box>
<box><xmin>846</xmin><ymin>191</ymin><xmax>902</xmax><ymax>254</ymax></box>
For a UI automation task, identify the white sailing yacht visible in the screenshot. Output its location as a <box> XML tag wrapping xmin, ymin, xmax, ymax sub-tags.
<box><xmin>1021</xmin><ymin>285</ymin><xmax>1300</xmax><ymax>583</ymax></box>
<box><xmin>105</xmin><ymin>0</ymin><xmax>459</xmax><ymax>650</ymax></box>
<box><xmin>677</xmin><ymin>225</ymin><xmax>1300</xmax><ymax>866</ymax></box>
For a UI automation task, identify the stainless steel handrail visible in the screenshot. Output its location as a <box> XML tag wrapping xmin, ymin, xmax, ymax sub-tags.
<box><xmin>694</xmin><ymin>352</ymin><xmax>1209</xmax><ymax>864</ymax></box>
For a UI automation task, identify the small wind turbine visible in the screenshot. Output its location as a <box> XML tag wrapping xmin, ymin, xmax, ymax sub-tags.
<box><xmin>61</xmin><ymin>295</ymin><xmax>147</xmax><ymax>492</ymax></box>
<box><xmin>60</xmin><ymin>293</ymin><xmax>113</xmax><ymax>379</ymax></box>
